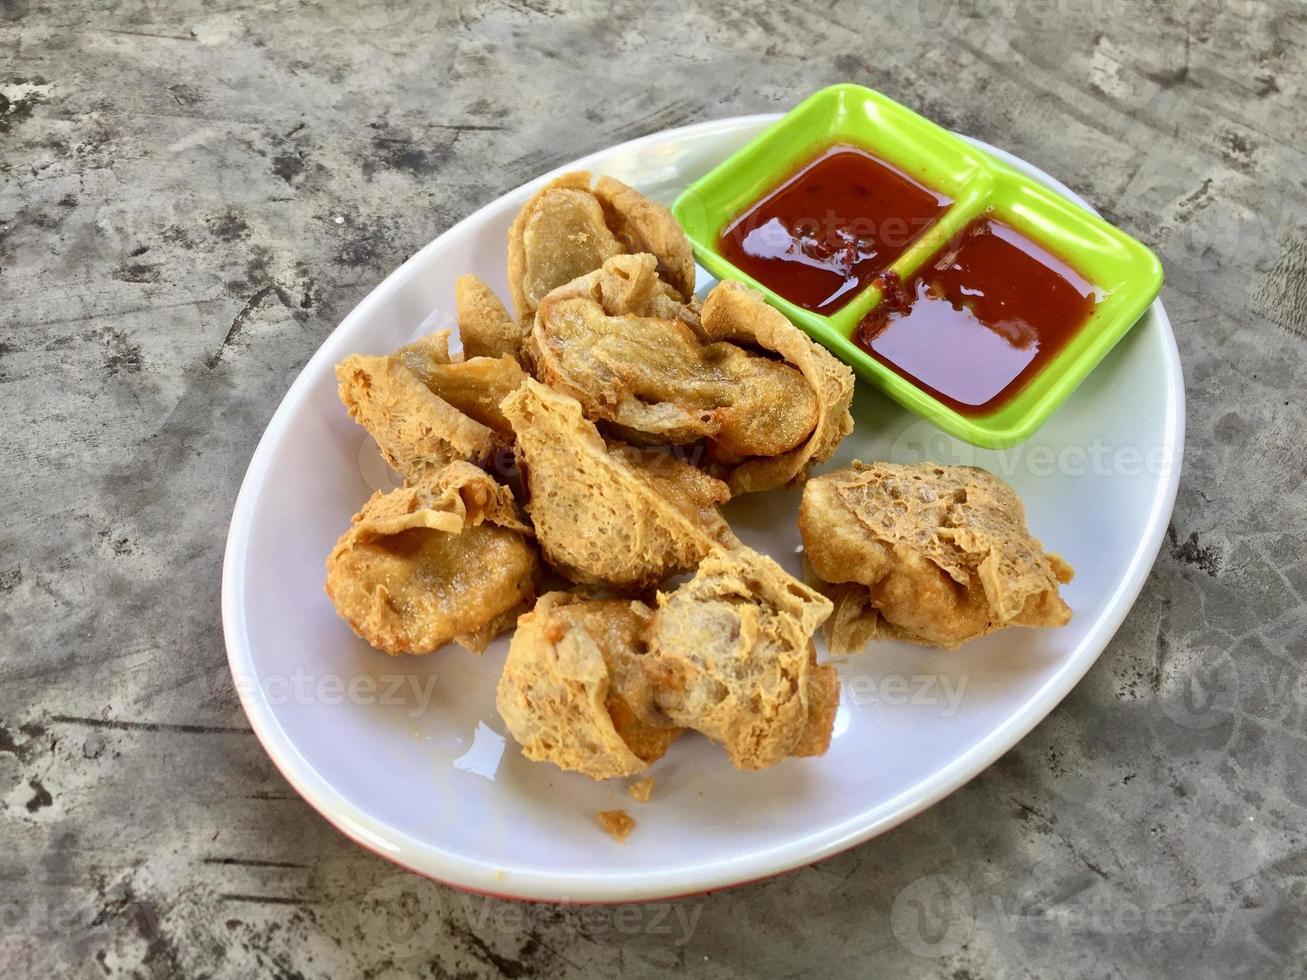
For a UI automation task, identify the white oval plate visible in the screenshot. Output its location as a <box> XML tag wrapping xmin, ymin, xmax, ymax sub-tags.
<box><xmin>223</xmin><ymin>115</ymin><xmax>1183</xmax><ymax>902</ymax></box>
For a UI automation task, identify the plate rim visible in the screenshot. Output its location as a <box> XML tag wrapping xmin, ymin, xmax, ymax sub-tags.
<box><xmin>222</xmin><ymin>114</ymin><xmax>1185</xmax><ymax>903</ymax></box>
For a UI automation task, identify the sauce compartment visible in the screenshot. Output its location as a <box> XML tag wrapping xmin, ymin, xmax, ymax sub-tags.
<box><xmin>855</xmin><ymin>216</ymin><xmax>1101</xmax><ymax>416</ymax></box>
<box><xmin>716</xmin><ymin>144</ymin><xmax>953</xmax><ymax>314</ymax></box>
<box><xmin>674</xmin><ymin>85</ymin><xmax>994</xmax><ymax>335</ymax></box>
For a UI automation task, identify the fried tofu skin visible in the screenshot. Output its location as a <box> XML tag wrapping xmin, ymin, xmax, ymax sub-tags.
<box><xmin>530</xmin><ymin>254</ymin><xmax>819</xmax><ymax>454</ymax></box>
<box><xmin>336</xmin><ymin>326</ymin><xmax>524</xmax><ymax>478</ymax></box>
<box><xmin>417</xmin><ymin>355</ymin><xmax>526</xmax><ymax>437</ymax></box>
<box><xmin>336</xmin><ymin>331</ymin><xmax>498</xmax><ymax>483</ymax></box>
<box><xmin>497</xmin><ymin>592</ymin><xmax>681</xmax><ymax>780</ymax></box>
<box><xmin>455</xmin><ymin>274</ymin><xmax>525</xmax><ymax>361</ymax></box>
<box><xmin>817</xmin><ymin>579</ymin><xmax>884</xmax><ymax>654</ymax></box>
<box><xmin>507</xmin><ymin>171</ymin><xmax>693</xmax><ymax>322</ymax></box>
<box><xmin>591</xmin><ymin>175</ymin><xmax>695</xmax><ymax>301</ymax></box>
<box><xmin>644</xmin><ymin>547</ymin><xmax>839</xmax><ymax>771</ymax></box>
<box><xmin>501</xmin><ymin>379</ymin><xmax>736</xmax><ymax>591</ymax></box>
<box><xmin>325</xmin><ymin>462</ymin><xmax>538</xmax><ymax>655</ymax></box>
<box><xmin>699</xmin><ymin>281</ymin><xmax>855</xmax><ymax>494</ymax></box>
<box><xmin>799</xmin><ymin>461</ymin><xmax>1074</xmax><ymax>650</ymax></box>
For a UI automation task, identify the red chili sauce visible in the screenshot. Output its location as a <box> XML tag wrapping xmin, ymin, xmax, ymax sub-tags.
<box><xmin>856</xmin><ymin>218</ymin><xmax>1099</xmax><ymax>416</ymax></box>
<box><xmin>717</xmin><ymin>144</ymin><xmax>953</xmax><ymax>314</ymax></box>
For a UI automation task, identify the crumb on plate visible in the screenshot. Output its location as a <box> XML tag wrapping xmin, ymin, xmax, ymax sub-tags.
<box><xmin>598</xmin><ymin>808</ymin><xmax>636</xmax><ymax>841</ymax></box>
<box><xmin>627</xmin><ymin>778</ymin><xmax>654</xmax><ymax>803</ymax></box>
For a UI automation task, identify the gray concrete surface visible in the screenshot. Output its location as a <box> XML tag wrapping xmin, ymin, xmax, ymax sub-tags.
<box><xmin>2</xmin><ymin>0</ymin><xmax>1304</xmax><ymax>976</ymax></box>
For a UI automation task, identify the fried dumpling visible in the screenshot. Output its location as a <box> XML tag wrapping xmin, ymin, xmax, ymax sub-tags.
<box><xmin>591</xmin><ymin>175</ymin><xmax>695</xmax><ymax>301</ymax></box>
<box><xmin>497</xmin><ymin>592</ymin><xmax>681</xmax><ymax>780</ymax></box>
<box><xmin>416</xmin><ymin>354</ymin><xmax>526</xmax><ymax>437</ymax></box>
<box><xmin>799</xmin><ymin>461</ymin><xmax>1074</xmax><ymax>650</ymax></box>
<box><xmin>643</xmin><ymin>547</ymin><xmax>839</xmax><ymax>771</ymax></box>
<box><xmin>529</xmin><ymin>253</ymin><xmax>819</xmax><ymax>454</ymax></box>
<box><xmin>455</xmin><ymin>274</ymin><xmax>525</xmax><ymax>361</ymax></box>
<box><xmin>325</xmin><ymin>462</ymin><xmax>538</xmax><ymax>654</ymax></box>
<box><xmin>337</xmin><ymin>331</ymin><xmax>496</xmax><ymax>483</ymax></box>
<box><xmin>336</xmin><ymin>331</ymin><xmax>525</xmax><ymax>482</ymax></box>
<box><xmin>817</xmin><ymin>579</ymin><xmax>884</xmax><ymax>655</ymax></box>
<box><xmin>500</xmin><ymin>379</ymin><xmax>736</xmax><ymax>591</ymax></box>
<box><xmin>507</xmin><ymin>171</ymin><xmax>693</xmax><ymax>322</ymax></box>
<box><xmin>700</xmin><ymin>281</ymin><xmax>855</xmax><ymax>494</ymax></box>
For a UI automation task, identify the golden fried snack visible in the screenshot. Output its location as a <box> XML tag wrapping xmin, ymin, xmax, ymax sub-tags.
<box><xmin>417</xmin><ymin>355</ymin><xmax>526</xmax><ymax>436</ymax></box>
<box><xmin>508</xmin><ymin>172</ymin><xmax>625</xmax><ymax>323</ymax></box>
<box><xmin>497</xmin><ymin>592</ymin><xmax>681</xmax><ymax>780</ymax></box>
<box><xmin>530</xmin><ymin>254</ymin><xmax>819</xmax><ymax>454</ymax></box>
<box><xmin>455</xmin><ymin>274</ymin><xmax>525</xmax><ymax>361</ymax></box>
<box><xmin>591</xmin><ymin>175</ymin><xmax>695</xmax><ymax>301</ymax></box>
<box><xmin>700</xmin><ymin>281</ymin><xmax>856</xmax><ymax>494</ymax></box>
<box><xmin>644</xmin><ymin>547</ymin><xmax>839</xmax><ymax>771</ymax></box>
<box><xmin>337</xmin><ymin>331</ymin><xmax>497</xmax><ymax>483</ymax></box>
<box><xmin>530</xmin><ymin>250</ymin><xmax>701</xmax><ymax>334</ymax></box>
<box><xmin>818</xmin><ymin>579</ymin><xmax>884</xmax><ymax>654</ymax></box>
<box><xmin>800</xmin><ymin>461</ymin><xmax>1074</xmax><ymax>650</ymax></box>
<box><xmin>325</xmin><ymin>462</ymin><xmax>538</xmax><ymax>654</ymax></box>
<box><xmin>500</xmin><ymin>379</ymin><xmax>736</xmax><ymax>590</ymax></box>
<box><xmin>507</xmin><ymin>171</ymin><xmax>693</xmax><ymax>322</ymax></box>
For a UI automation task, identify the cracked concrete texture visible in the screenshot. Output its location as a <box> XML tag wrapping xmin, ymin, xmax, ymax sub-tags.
<box><xmin>1</xmin><ymin>0</ymin><xmax>1304</xmax><ymax>976</ymax></box>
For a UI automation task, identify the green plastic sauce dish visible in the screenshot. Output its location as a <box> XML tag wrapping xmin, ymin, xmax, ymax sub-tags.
<box><xmin>672</xmin><ymin>83</ymin><xmax>1164</xmax><ymax>449</ymax></box>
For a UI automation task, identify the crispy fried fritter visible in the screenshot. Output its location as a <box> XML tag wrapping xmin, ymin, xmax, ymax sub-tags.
<box><xmin>325</xmin><ymin>462</ymin><xmax>538</xmax><ymax>654</ymax></box>
<box><xmin>500</xmin><ymin>379</ymin><xmax>736</xmax><ymax>590</ymax></box>
<box><xmin>417</xmin><ymin>355</ymin><xmax>526</xmax><ymax>436</ymax></box>
<box><xmin>591</xmin><ymin>175</ymin><xmax>695</xmax><ymax>302</ymax></box>
<box><xmin>508</xmin><ymin>172</ymin><xmax>625</xmax><ymax>323</ymax></box>
<box><xmin>497</xmin><ymin>592</ymin><xmax>681</xmax><ymax>780</ymax></box>
<box><xmin>530</xmin><ymin>254</ymin><xmax>819</xmax><ymax>454</ymax></box>
<box><xmin>817</xmin><ymin>579</ymin><xmax>883</xmax><ymax>654</ymax></box>
<box><xmin>336</xmin><ymin>326</ymin><xmax>526</xmax><ymax>482</ymax></box>
<box><xmin>700</xmin><ymin>281</ymin><xmax>855</xmax><ymax>494</ymax></box>
<box><xmin>644</xmin><ymin>547</ymin><xmax>838</xmax><ymax>771</ymax></box>
<box><xmin>800</xmin><ymin>461</ymin><xmax>1074</xmax><ymax>650</ymax></box>
<box><xmin>337</xmin><ymin>331</ymin><xmax>499</xmax><ymax>483</ymax></box>
<box><xmin>530</xmin><ymin>250</ymin><xmax>701</xmax><ymax>337</ymax></box>
<box><xmin>507</xmin><ymin>172</ymin><xmax>693</xmax><ymax>322</ymax></box>
<box><xmin>456</xmin><ymin>274</ymin><xmax>526</xmax><ymax>361</ymax></box>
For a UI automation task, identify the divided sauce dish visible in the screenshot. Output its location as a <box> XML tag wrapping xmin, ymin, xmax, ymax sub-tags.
<box><xmin>673</xmin><ymin>83</ymin><xmax>1164</xmax><ymax>448</ymax></box>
